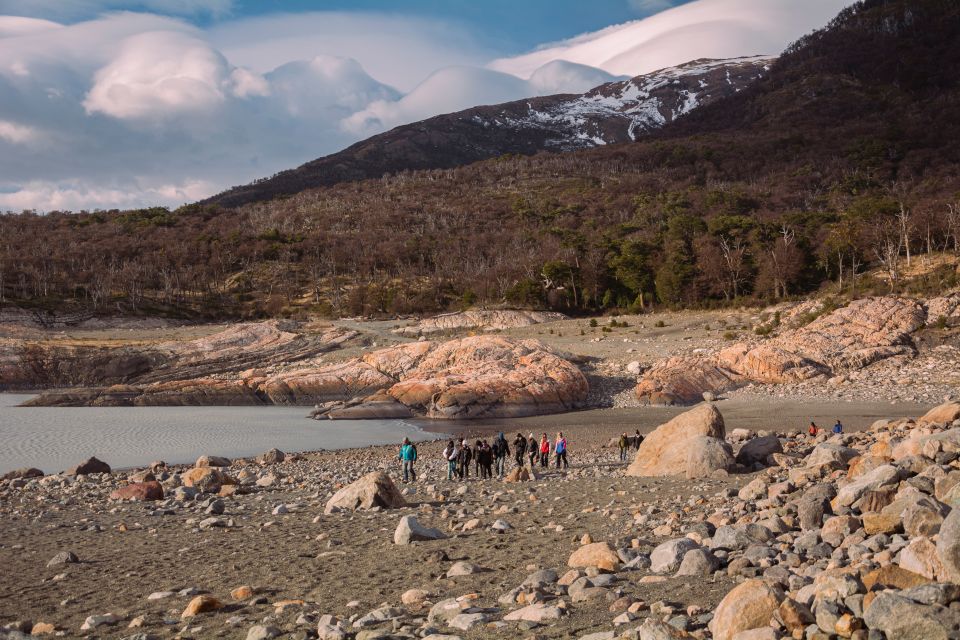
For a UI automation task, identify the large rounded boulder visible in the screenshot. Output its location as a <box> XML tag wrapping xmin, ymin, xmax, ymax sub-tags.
<box><xmin>627</xmin><ymin>404</ymin><xmax>726</xmax><ymax>477</ymax></box>
<box><xmin>324</xmin><ymin>471</ymin><xmax>407</xmax><ymax>514</ymax></box>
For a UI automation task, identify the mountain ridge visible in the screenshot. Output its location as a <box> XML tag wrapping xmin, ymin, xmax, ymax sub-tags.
<box><xmin>202</xmin><ymin>56</ymin><xmax>771</xmax><ymax>208</ymax></box>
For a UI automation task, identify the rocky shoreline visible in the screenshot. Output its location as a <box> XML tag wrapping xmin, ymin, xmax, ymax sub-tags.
<box><xmin>4</xmin><ymin>400</ymin><xmax>960</xmax><ymax>639</ymax></box>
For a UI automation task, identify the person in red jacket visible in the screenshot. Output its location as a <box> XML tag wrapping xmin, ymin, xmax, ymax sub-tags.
<box><xmin>539</xmin><ymin>433</ymin><xmax>550</xmax><ymax>468</ymax></box>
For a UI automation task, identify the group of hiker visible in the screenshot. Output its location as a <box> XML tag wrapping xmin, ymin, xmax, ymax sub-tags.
<box><xmin>399</xmin><ymin>431</ymin><xmax>571</xmax><ymax>482</ymax></box>
<box><xmin>617</xmin><ymin>429</ymin><xmax>644</xmax><ymax>462</ymax></box>
<box><xmin>438</xmin><ymin>432</ymin><xmax>515</xmax><ymax>481</ymax></box>
<box><xmin>808</xmin><ymin>420</ymin><xmax>844</xmax><ymax>436</ymax></box>
<box><xmin>512</xmin><ymin>431</ymin><xmax>569</xmax><ymax>470</ymax></box>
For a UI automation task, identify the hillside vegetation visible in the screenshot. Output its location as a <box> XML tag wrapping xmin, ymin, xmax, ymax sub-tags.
<box><xmin>0</xmin><ymin>0</ymin><xmax>958</xmax><ymax>320</ymax></box>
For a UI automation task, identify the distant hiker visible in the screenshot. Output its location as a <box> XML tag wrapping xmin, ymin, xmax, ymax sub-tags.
<box><xmin>479</xmin><ymin>440</ymin><xmax>494</xmax><ymax>479</ymax></box>
<box><xmin>474</xmin><ymin>439</ymin><xmax>484</xmax><ymax>477</ymax></box>
<box><xmin>528</xmin><ymin>433</ymin><xmax>538</xmax><ymax>468</ymax></box>
<box><xmin>833</xmin><ymin>420</ymin><xmax>843</xmax><ymax>435</ymax></box>
<box><xmin>444</xmin><ymin>440</ymin><xmax>459</xmax><ymax>481</ymax></box>
<box><xmin>458</xmin><ymin>438</ymin><xmax>473</xmax><ymax>479</ymax></box>
<box><xmin>493</xmin><ymin>432</ymin><xmax>510</xmax><ymax>477</ymax></box>
<box><xmin>808</xmin><ymin>421</ymin><xmax>819</xmax><ymax>436</ymax></box>
<box><xmin>618</xmin><ymin>433</ymin><xmax>629</xmax><ymax>462</ymax></box>
<box><xmin>514</xmin><ymin>432</ymin><xmax>527</xmax><ymax>468</ymax></box>
<box><xmin>398</xmin><ymin>437</ymin><xmax>417</xmax><ymax>483</ymax></box>
<box><xmin>555</xmin><ymin>432</ymin><xmax>568</xmax><ymax>469</ymax></box>
<box><xmin>539</xmin><ymin>433</ymin><xmax>550</xmax><ymax>469</ymax></box>
<box><xmin>634</xmin><ymin>429</ymin><xmax>643</xmax><ymax>450</ymax></box>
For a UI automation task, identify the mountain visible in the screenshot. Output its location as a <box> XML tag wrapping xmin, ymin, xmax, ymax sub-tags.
<box><xmin>203</xmin><ymin>57</ymin><xmax>770</xmax><ymax>208</ymax></box>
<box><xmin>2</xmin><ymin>0</ymin><xmax>959</xmax><ymax>321</ymax></box>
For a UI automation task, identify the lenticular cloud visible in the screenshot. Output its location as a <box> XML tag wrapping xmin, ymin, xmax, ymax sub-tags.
<box><xmin>490</xmin><ymin>0</ymin><xmax>853</xmax><ymax>79</ymax></box>
<box><xmin>0</xmin><ymin>0</ymin><xmax>856</xmax><ymax>211</ymax></box>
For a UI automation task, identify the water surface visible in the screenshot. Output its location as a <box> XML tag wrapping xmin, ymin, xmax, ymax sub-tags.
<box><xmin>0</xmin><ymin>394</ymin><xmax>434</xmax><ymax>474</ymax></box>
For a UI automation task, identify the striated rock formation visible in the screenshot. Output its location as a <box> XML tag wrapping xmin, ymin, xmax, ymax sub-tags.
<box><xmin>392</xmin><ymin>310</ymin><xmax>566</xmax><ymax>336</ymax></box>
<box><xmin>626</xmin><ymin>403</ymin><xmax>727</xmax><ymax>477</ymax></box>
<box><xmin>637</xmin><ymin>297</ymin><xmax>929</xmax><ymax>405</ymax></box>
<box><xmin>23</xmin><ymin>332</ymin><xmax>588</xmax><ymax>419</ymax></box>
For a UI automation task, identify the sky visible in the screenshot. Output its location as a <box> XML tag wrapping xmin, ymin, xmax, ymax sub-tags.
<box><xmin>0</xmin><ymin>0</ymin><xmax>854</xmax><ymax>211</ymax></box>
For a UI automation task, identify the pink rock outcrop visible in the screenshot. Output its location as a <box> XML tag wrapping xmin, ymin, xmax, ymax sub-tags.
<box><xmin>637</xmin><ymin>297</ymin><xmax>927</xmax><ymax>405</ymax></box>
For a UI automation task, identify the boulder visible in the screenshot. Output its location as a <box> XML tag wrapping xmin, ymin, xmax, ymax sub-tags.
<box><xmin>676</xmin><ymin>548</ymin><xmax>719</xmax><ymax>576</ymax></box>
<box><xmin>920</xmin><ymin>402</ymin><xmax>960</xmax><ymax>425</ymax></box>
<box><xmin>568</xmin><ymin>542</ymin><xmax>621</xmax><ymax>572</ymax></box>
<box><xmin>324</xmin><ymin>471</ymin><xmax>406</xmax><ymax>514</ymax></box>
<box><xmin>257</xmin><ymin>448</ymin><xmax>285</xmax><ymax>465</ymax></box>
<box><xmin>627</xmin><ymin>404</ymin><xmax>725</xmax><ymax>477</ymax></box>
<box><xmin>181</xmin><ymin>467</ymin><xmax>231</xmax><ymax>494</ymax></box>
<box><xmin>710</xmin><ymin>579</ymin><xmax>782</xmax><ymax>640</ymax></box>
<box><xmin>393</xmin><ymin>516</ymin><xmax>447</xmax><ymax>545</ymax></box>
<box><xmin>736</xmin><ymin>435</ymin><xmax>783</xmax><ymax>465</ymax></box>
<box><xmin>195</xmin><ymin>455</ymin><xmax>231</xmax><ymax>467</ymax></box>
<box><xmin>684</xmin><ymin>436</ymin><xmax>734</xmax><ymax>478</ymax></box>
<box><xmin>1</xmin><ymin>467</ymin><xmax>43</xmax><ymax>481</ymax></box>
<box><xmin>66</xmin><ymin>456</ymin><xmax>111</xmax><ymax>476</ymax></box>
<box><xmin>834</xmin><ymin>464</ymin><xmax>899</xmax><ymax>507</ymax></box>
<box><xmin>109</xmin><ymin>481</ymin><xmax>163</xmax><ymax>501</ymax></box>
<box><xmin>503</xmin><ymin>604</ymin><xmax>564</xmax><ymax>622</ymax></box>
<box><xmin>936</xmin><ymin>507</ymin><xmax>960</xmax><ymax>582</ymax></box>
<box><xmin>899</xmin><ymin>537</ymin><xmax>943</xmax><ymax>580</ymax></box>
<box><xmin>181</xmin><ymin>595</ymin><xmax>223</xmax><ymax>618</ymax></box>
<box><xmin>504</xmin><ymin>467</ymin><xmax>533</xmax><ymax>483</ymax></box>
<box><xmin>864</xmin><ymin>591</ymin><xmax>959</xmax><ymax>640</ymax></box>
<box><xmin>651</xmin><ymin>538</ymin><xmax>699</xmax><ymax>574</ymax></box>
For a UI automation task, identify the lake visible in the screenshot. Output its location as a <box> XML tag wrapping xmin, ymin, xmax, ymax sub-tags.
<box><xmin>0</xmin><ymin>394</ymin><xmax>436</xmax><ymax>474</ymax></box>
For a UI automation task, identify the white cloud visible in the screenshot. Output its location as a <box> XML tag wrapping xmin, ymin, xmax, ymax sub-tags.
<box><xmin>491</xmin><ymin>0</ymin><xmax>854</xmax><ymax>79</ymax></box>
<box><xmin>83</xmin><ymin>30</ymin><xmax>234</xmax><ymax>119</ymax></box>
<box><xmin>0</xmin><ymin>0</ymin><xmax>857</xmax><ymax>211</ymax></box>
<box><xmin>0</xmin><ymin>0</ymin><xmax>233</xmax><ymax>22</ymax></box>
<box><xmin>208</xmin><ymin>13</ymin><xmax>490</xmax><ymax>93</ymax></box>
<box><xmin>0</xmin><ymin>119</ymin><xmax>40</xmax><ymax>143</ymax></box>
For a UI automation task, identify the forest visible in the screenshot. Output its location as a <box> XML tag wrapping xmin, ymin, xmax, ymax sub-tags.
<box><xmin>1</xmin><ymin>0</ymin><xmax>958</xmax><ymax>320</ymax></box>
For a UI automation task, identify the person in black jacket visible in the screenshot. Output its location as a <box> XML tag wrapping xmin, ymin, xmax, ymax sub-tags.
<box><xmin>513</xmin><ymin>432</ymin><xmax>527</xmax><ymax>468</ymax></box>
<box><xmin>492</xmin><ymin>432</ymin><xmax>510</xmax><ymax>477</ymax></box>
<box><xmin>458</xmin><ymin>439</ymin><xmax>473</xmax><ymax>479</ymax></box>
<box><xmin>478</xmin><ymin>440</ymin><xmax>494</xmax><ymax>479</ymax></box>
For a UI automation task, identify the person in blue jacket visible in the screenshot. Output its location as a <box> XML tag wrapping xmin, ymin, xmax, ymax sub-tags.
<box><xmin>833</xmin><ymin>420</ymin><xmax>843</xmax><ymax>435</ymax></box>
<box><xmin>398</xmin><ymin>437</ymin><xmax>418</xmax><ymax>483</ymax></box>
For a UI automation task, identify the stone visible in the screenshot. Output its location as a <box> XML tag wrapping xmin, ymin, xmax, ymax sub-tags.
<box><xmin>778</xmin><ymin>598</ymin><xmax>815</xmax><ymax>634</ymax></box>
<box><xmin>394</xmin><ymin>515</ymin><xmax>447</xmax><ymax>544</ymax></box>
<box><xmin>676</xmin><ymin>548</ymin><xmax>719</xmax><ymax>576</ymax></box>
<box><xmin>864</xmin><ymin>591</ymin><xmax>956</xmax><ymax>640</ymax></box>
<box><xmin>29</xmin><ymin>622</ymin><xmax>56</xmax><ymax>635</ymax></box>
<box><xmin>626</xmin><ymin>404</ymin><xmax>726</xmax><ymax>477</ymax></box>
<box><xmin>257</xmin><ymin>448</ymin><xmax>285</xmax><ymax>465</ymax></box>
<box><xmin>324</xmin><ymin>471</ymin><xmax>406</xmax><ymax>514</ymax></box>
<box><xmin>181</xmin><ymin>595</ymin><xmax>223</xmax><ymax>618</ymax></box>
<box><xmin>66</xmin><ymin>456</ymin><xmax>111</xmax><ymax>476</ymax></box>
<box><xmin>231</xmin><ymin>586</ymin><xmax>254</xmax><ymax>600</ymax></box>
<box><xmin>919</xmin><ymin>402</ymin><xmax>960</xmax><ymax>425</ymax></box>
<box><xmin>401</xmin><ymin>588</ymin><xmax>429</xmax><ymax>605</ymax></box>
<box><xmin>684</xmin><ymin>436</ymin><xmax>734</xmax><ymax>478</ymax></box>
<box><xmin>503</xmin><ymin>604</ymin><xmax>564</xmax><ymax>622</ymax></box>
<box><xmin>1</xmin><ymin>467</ymin><xmax>43</xmax><ymax>481</ymax></box>
<box><xmin>46</xmin><ymin>551</ymin><xmax>78</xmax><ymax>567</ymax></box>
<box><xmin>651</xmin><ymin>538</ymin><xmax>699</xmax><ymax>574</ymax></box>
<box><xmin>736</xmin><ymin>435</ymin><xmax>783</xmax><ymax>465</ymax></box>
<box><xmin>862</xmin><ymin>565</ymin><xmax>930</xmax><ymax>591</ymax></box>
<box><xmin>504</xmin><ymin>467</ymin><xmax>532</xmax><ymax>482</ymax></box>
<box><xmin>246</xmin><ymin>625</ymin><xmax>280</xmax><ymax>640</ymax></box>
<box><xmin>195</xmin><ymin>455</ymin><xmax>231</xmax><ymax>467</ymax></box>
<box><xmin>449</xmin><ymin>613</ymin><xmax>489</xmax><ymax>630</ymax></box>
<box><xmin>316</xmin><ymin>621</ymin><xmax>349</xmax><ymax>640</ymax></box>
<box><xmin>568</xmin><ymin>542</ymin><xmax>621</xmax><ymax>572</ymax></box>
<box><xmin>711</xmin><ymin>524</ymin><xmax>773</xmax><ymax>551</ymax></box>
<box><xmin>181</xmin><ymin>467</ymin><xmax>230</xmax><ymax>493</ymax></box>
<box><xmin>709</xmin><ymin>579</ymin><xmax>782</xmax><ymax>640</ymax></box>
<box><xmin>79</xmin><ymin>614</ymin><xmax>118</xmax><ymax>631</ymax></box>
<box><xmin>109</xmin><ymin>481</ymin><xmax>163</xmax><ymax>501</ymax></box>
<box><xmin>899</xmin><ymin>537</ymin><xmax>942</xmax><ymax>580</ymax></box>
<box><xmin>936</xmin><ymin>506</ymin><xmax>960</xmax><ymax>582</ymax></box>
<box><xmin>834</xmin><ymin>465</ymin><xmax>899</xmax><ymax>508</ymax></box>
<box><xmin>862</xmin><ymin>512</ymin><xmax>901</xmax><ymax>535</ymax></box>
<box><xmin>446</xmin><ymin>561</ymin><xmax>483</xmax><ymax>577</ymax></box>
